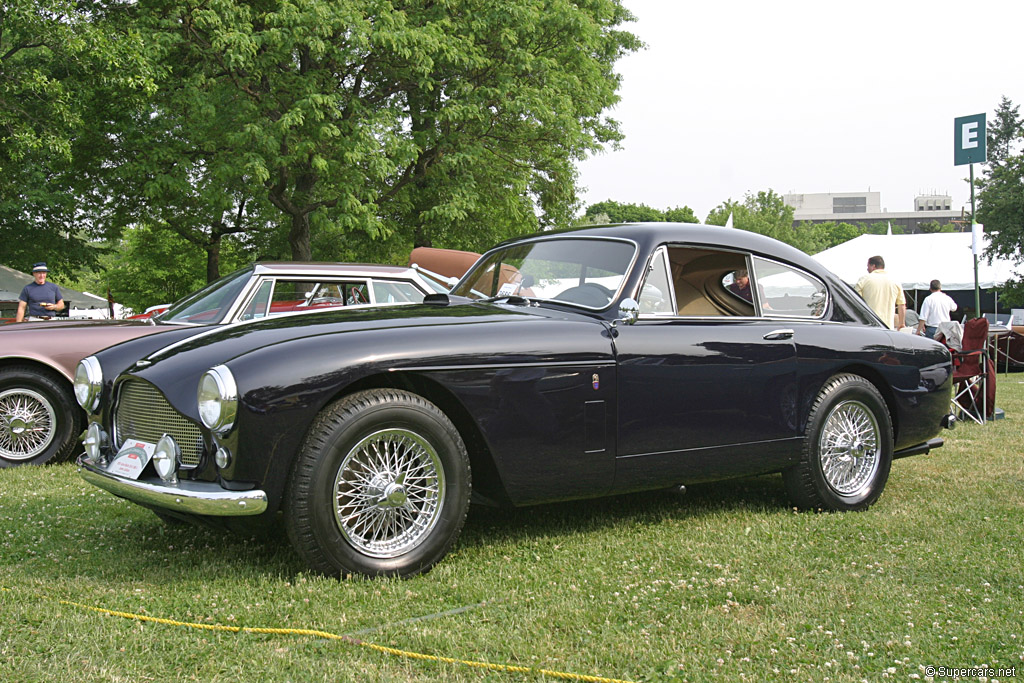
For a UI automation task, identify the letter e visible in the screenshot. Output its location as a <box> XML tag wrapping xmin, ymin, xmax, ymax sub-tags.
<box><xmin>962</xmin><ymin>122</ymin><xmax>979</xmax><ymax>149</ymax></box>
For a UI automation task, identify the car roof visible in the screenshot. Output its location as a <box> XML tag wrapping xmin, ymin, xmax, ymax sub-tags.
<box><xmin>499</xmin><ymin>223</ymin><xmax>826</xmax><ymax>274</ymax></box>
<box><xmin>250</xmin><ymin>262</ymin><xmax>423</xmax><ymax>279</ymax></box>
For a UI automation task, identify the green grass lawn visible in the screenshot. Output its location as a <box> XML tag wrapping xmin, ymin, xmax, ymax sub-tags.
<box><xmin>2</xmin><ymin>380</ymin><xmax>1023</xmax><ymax>682</ymax></box>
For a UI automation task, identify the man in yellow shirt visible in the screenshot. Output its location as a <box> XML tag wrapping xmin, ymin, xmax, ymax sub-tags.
<box><xmin>855</xmin><ymin>255</ymin><xmax>905</xmax><ymax>330</ymax></box>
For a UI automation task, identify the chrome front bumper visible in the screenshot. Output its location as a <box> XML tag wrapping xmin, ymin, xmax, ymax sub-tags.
<box><xmin>78</xmin><ymin>456</ymin><xmax>267</xmax><ymax>516</ymax></box>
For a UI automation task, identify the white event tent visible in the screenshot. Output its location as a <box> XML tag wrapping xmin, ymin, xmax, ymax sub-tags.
<box><xmin>812</xmin><ymin>232</ymin><xmax>1022</xmax><ymax>292</ymax></box>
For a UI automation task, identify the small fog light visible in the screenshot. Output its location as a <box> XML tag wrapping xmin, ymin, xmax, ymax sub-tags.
<box><xmin>152</xmin><ymin>434</ymin><xmax>180</xmax><ymax>483</ymax></box>
<box><xmin>215</xmin><ymin>447</ymin><xmax>231</xmax><ymax>470</ymax></box>
<box><xmin>82</xmin><ymin>422</ymin><xmax>107</xmax><ymax>464</ymax></box>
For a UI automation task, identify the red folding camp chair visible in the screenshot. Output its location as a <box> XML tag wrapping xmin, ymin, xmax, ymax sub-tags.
<box><xmin>949</xmin><ymin>317</ymin><xmax>995</xmax><ymax>424</ymax></box>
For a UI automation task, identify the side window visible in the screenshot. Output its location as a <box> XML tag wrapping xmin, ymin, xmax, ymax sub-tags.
<box><xmin>638</xmin><ymin>248</ymin><xmax>675</xmax><ymax>315</ymax></box>
<box><xmin>239</xmin><ymin>280</ymin><xmax>273</xmax><ymax>320</ymax></box>
<box><xmin>372</xmin><ymin>280</ymin><xmax>426</xmax><ymax>304</ymax></box>
<box><xmin>268</xmin><ymin>280</ymin><xmax>320</xmax><ymax>315</ymax></box>
<box><xmin>750</xmin><ymin>257</ymin><xmax>828</xmax><ymax>318</ymax></box>
<box><xmin>664</xmin><ymin>246</ymin><xmax>752</xmax><ymax>317</ymax></box>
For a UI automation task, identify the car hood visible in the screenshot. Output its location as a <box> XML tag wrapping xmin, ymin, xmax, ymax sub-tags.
<box><xmin>146</xmin><ymin>300</ymin><xmax>584</xmax><ymax>365</ymax></box>
<box><xmin>0</xmin><ymin>317</ymin><xmax>195</xmax><ymax>380</ymax></box>
<box><xmin>102</xmin><ymin>300</ymin><xmax>609</xmax><ymax>403</ymax></box>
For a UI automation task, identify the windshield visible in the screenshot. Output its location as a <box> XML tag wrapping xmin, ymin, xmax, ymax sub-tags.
<box><xmin>156</xmin><ymin>266</ymin><xmax>254</xmax><ymax>324</ymax></box>
<box><xmin>451</xmin><ymin>237</ymin><xmax>636</xmax><ymax>309</ymax></box>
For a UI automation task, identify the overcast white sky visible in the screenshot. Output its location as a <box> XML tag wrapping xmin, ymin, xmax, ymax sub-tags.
<box><xmin>576</xmin><ymin>0</ymin><xmax>1024</xmax><ymax>221</ymax></box>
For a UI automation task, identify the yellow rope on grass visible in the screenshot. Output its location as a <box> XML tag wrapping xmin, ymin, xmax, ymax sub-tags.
<box><xmin>59</xmin><ymin>599</ymin><xmax>637</xmax><ymax>683</ymax></box>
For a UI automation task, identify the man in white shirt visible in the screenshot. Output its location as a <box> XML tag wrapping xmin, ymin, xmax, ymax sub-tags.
<box><xmin>917</xmin><ymin>279</ymin><xmax>958</xmax><ymax>339</ymax></box>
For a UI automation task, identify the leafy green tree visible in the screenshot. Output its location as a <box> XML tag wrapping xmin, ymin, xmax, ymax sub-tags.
<box><xmin>705</xmin><ymin>190</ymin><xmax>819</xmax><ymax>251</ymax></box>
<box><xmin>663</xmin><ymin>206</ymin><xmax>699</xmax><ymax>223</ymax></box>
<box><xmin>584</xmin><ymin>200</ymin><xmax>665</xmax><ymax>223</ymax></box>
<box><xmin>791</xmin><ymin>221</ymin><xmax>864</xmax><ymax>253</ymax></box>
<box><xmin>70</xmin><ymin>225</ymin><xmax>254</xmax><ymax>314</ymax></box>
<box><xmin>917</xmin><ymin>220</ymin><xmax>956</xmax><ymax>234</ymax></box>
<box><xmin>977</xmin><ymin>97</ymin><xmax>1024</xmax><ymax>296</ymax></box>
<box><xmin>0</xmin><ymin>0</ymin><xmax>153</xmax><ymax>276</ymax></box>
<box><xmin>986</xmin><ymin>96</ymin><xmax>1023</xmax><ymax>166</ymax></box>
<box><xmin>130</xmin><ymin>0</ymin><xmax>640</xmax><ymax>263</ymax></box>
<box><xmin>581</xmin><ymin>200</ymin><xmax>699</xmax><ymax>224</ymax></box>
<box><xmin>863</xmin><ymin>221</ymin><xmax>903</xmax><ymax>235</ymax></box>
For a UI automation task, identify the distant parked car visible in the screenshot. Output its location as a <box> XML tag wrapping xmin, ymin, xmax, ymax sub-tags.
<box><xmin>76</xmin><ymin>223</ymin><xmax>954</xmax><ymax>579</ymax></box>
<box><xmin>0</xmin><ymin>262</ymin><xmax>452</xmax><ymax>467</ymax></box>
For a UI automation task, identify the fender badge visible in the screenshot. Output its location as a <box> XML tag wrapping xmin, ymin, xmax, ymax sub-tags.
<box><xmin>592</xmin><ymin>373</ymin><xmax>600</xmax><ymax>390</ymax></box>
<box><xmin>135</xmin><ymin>359</ymin><xmax>152</xmax><ymax>368</ymax></box>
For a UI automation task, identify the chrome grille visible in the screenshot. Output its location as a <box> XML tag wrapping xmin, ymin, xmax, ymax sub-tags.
<box><xmin>114</xmin><ymin>380</ymin><xmax>204</xmax><ymax>468</ymax></box>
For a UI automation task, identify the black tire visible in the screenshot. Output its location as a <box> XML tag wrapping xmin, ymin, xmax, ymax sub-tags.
<box><xmin>783</xmin><ymin>374</ymin><xmax>893</xmax><ymax>511</ymax></box>
<box><xmin>285</xmin><ymin>389</ymin><xmax>471</xmax><ymax>578</ymax></box>
<box><xmin>0</xmin><ymin>365</ymin><xmax>84</xmax><ymax>468</ymax></box>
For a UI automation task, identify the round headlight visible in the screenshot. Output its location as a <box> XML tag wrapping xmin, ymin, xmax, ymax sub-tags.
<box><xmin>74</xmin><ymin>356</ymin><xmax>103</xmax><ymax>412</ymax></box>
<box><xmin>82</xmin><ymin>422</ymin><xmax>107</xmax><ymax>464</ymax></box>
<box><xmin>152</xmin><ymin>434</ymin><xmax>179</xmax><ymax>482</ymax></box>
<box><xmin>197</xmin><ymin>365</ymin><xmax>238</xmax><ymax>435</ymax></box>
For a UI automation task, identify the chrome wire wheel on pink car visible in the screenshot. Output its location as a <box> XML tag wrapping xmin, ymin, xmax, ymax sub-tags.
<box><xmin>0</xmin><ymin>387</ymin><xmax>56</xmax><ymax>461</ymax></box>
<box><xmin>0</xmin><ymin>366</ymin><xmax>83</xmax><ymax>467</ymax></box>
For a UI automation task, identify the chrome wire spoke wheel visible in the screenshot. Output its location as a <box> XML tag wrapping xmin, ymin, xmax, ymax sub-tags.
<box><xmin>818</xmin><ymin>399</ymin><xmax>880</xmax><ymax>496</ymax></box>
<box><xmin>0</xmin><ymin>388</ymin><xmax>57</xmax><ymax>461</ymax></box>
<box><xmin>334</xmin><ymin>428</ymin><xmax>444</xmax><ymax>558</ymax></box>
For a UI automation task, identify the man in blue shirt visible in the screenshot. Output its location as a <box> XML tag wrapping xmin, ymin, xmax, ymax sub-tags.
<box><xmin>15</xmin><ymin>262</ymin><xmax>65</xmax><ymax>322</ymax></box>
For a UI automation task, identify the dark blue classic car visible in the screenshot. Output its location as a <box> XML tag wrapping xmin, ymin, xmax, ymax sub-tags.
<box><xmin>77</xmin><ymin>224</ymin><xmax>954</xmax><ymax>577</ymax></box>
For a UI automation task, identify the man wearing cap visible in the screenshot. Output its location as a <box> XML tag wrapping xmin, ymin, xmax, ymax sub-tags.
<box><xmin>15</xmin><ymin>262</ymin><xmax>65</xmax><ymax>322</ymax></box>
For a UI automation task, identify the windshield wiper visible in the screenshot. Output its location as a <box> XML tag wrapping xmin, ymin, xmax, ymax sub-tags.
<box><xmin>478</xmin><ymin>294</ymin><xmax>532</xmax><ymax>306</ymax></box>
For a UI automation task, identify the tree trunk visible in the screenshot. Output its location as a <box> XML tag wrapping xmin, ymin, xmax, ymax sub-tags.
<box><xmin>289</xmin><ymin>211</ymin><xmax>312</xmax><ymax>261</ymax></box>
<box><xmin>206</xmin><ymin>236</ymin><xmax>221</xmax><ymax>283</ymax></box>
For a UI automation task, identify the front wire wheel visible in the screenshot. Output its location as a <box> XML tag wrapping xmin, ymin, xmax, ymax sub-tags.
<box><xmin>0</xmin><ymin>366</ymin><xmax>83</xmax><ymax>467</ymax></box>
<box><xmin>334</xmin><ymin>428</ymin><xmax>445</xmax><ymax>558</ymax></box>
<box><xmin>286</xmin><ymin>389</ymin><xmax>470</xmax><ymax>578</ymax></box>
<box><xmin>0</xmin><ymin>387</ymin><xmax>56</xmax><ymax>462</ymax></box>
<box><xmin>783</xmin><ymin>374</ymin><xmax>893</xmax><ymax>511</ymax></box>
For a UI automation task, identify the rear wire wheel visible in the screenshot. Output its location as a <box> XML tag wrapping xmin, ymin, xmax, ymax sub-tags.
<box><xmin>783</xmin><ymin>374</ymin><xmax>893</xmax><ymax>511</ymax></box>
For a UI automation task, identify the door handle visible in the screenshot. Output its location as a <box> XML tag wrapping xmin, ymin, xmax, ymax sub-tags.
<box><xmin>763</xmin><ymin>329</ymin><xmax>794</xmax><ymax>340</ymax></box>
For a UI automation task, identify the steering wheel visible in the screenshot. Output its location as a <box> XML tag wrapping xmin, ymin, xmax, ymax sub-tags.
<box><xmin>553</xmin><ymin>282</ymin><xmax>614</xmax><ymax>307</ymax></box>
<box><xmin>348</xmin><ymin>287</ymin><xmax>367</xmax><ymax>304</ymax></box>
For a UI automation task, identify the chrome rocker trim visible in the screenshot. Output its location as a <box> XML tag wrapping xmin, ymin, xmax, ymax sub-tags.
<box><xmin>78</xmin><ymin>456</ymin><xmax>267</xmax><ymax>516</ymax></box>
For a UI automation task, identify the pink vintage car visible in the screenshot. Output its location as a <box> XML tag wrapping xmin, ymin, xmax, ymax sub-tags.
<box><xmin>0</xmin><ymin>260</ymin><xmax>462</xmax><ymax>467</ymax></box>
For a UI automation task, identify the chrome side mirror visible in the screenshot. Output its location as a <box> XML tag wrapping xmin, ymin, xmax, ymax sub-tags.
<box><xmin>614</xmin><ymin>298</ymin><xmax>640</xmax><ymax>327</ymax></box>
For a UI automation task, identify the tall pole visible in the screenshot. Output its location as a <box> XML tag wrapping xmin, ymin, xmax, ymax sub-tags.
<box><xmin>971</xmin><ymin>163</ymin><xmax>980</xmax><ymax>317</ymax></box>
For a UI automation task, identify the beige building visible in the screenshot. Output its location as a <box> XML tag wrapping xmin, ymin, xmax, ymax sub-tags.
<box><xmin>783</xmin><ymin>191</ymin><xmax>965</xmax><ymax>233</ymax></box>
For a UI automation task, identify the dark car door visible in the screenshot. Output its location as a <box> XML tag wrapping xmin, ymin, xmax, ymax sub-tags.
<box><xmin>612</xmin><ymin>247</ymin><xmax>817</xmax><ymax>492</ymax></box>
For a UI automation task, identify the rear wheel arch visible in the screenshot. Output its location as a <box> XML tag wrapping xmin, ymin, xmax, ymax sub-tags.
<box><xmin>817</xmin><ymin>364</ymin><xmax>900</xmax><ymax>444</ymax></box>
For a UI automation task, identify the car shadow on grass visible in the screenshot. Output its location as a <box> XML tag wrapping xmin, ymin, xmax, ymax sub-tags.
<box><xmin>5</xmin><ymin>472</ymin><xmax>792</xmax><ymax>583</ymax></box>
<box><xmin>458</xmin><ymin>473</ymin><xmax>792</xmax><ymax>550</ymax></box>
